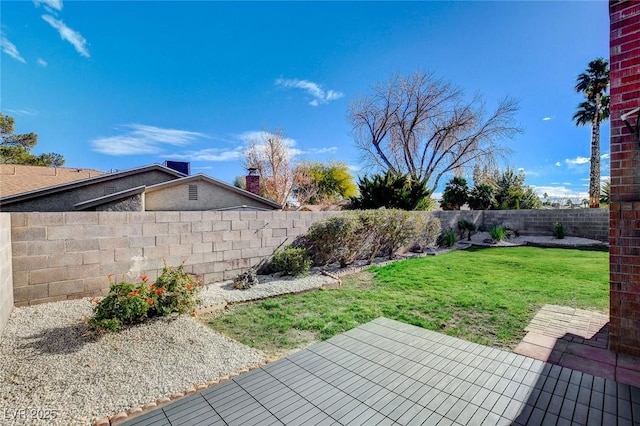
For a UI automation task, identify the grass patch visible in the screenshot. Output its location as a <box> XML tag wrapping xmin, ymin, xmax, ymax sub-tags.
<box><xmin>206</xmin><ymin>247</ymin><xmax>608</xmax><ymax>355</ymax></box>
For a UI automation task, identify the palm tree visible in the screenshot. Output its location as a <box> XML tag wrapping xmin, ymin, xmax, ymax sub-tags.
<box><xmin>573</xmin><ymin>58</ymin><xmax>610</xmax><ymax>208</ymax></box>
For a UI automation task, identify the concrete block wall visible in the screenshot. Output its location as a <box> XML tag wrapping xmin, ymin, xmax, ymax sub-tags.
<box><xmin>433</xmin><ymin>209</ymin><xmax>608</xmax><ymax>241</ymax></box>
<box><xmin>0</xmin><ymin>214</ymin><xmax>13</xmax><ymax>337</ymax></box>
<box><xmin>10</xmin><ymin>211</ymin><xmax>338</xmax><ymax>306</ymax></box>
<box><xmin>7</xmin><ymin>209</ymin><xmax>608</xmax><ymax>306</ymax></box>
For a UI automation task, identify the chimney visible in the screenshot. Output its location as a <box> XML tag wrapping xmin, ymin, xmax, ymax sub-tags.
<box><xmin>164</xmin><ymin>161</ymin><xmax>190</xmax><ymax>175</ymax></box>
<box><xmin>246</xmin><ymin>167</ymin><xmax>260</xmax><ymax>196</ymax></box>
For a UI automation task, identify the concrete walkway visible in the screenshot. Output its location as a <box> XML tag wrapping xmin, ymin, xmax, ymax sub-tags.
<box><xmin>122</xmin><ymin>317</ymin><xmax>639</xmax><ymax>425</ymax></box>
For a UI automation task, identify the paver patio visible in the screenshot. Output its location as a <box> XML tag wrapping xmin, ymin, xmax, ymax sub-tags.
<box><xmin>514</xmin><ymin>304</ymin><xmax>640</xmax><ymax>389</ymax></box>
<box><xmin>121</xmin><ymin>317</ymin><xmax>640</xmax><ymax>425</ymax></box>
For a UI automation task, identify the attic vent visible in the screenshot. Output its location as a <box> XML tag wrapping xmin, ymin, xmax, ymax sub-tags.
<box><xmin>105</xmin><ymin>185</ymin><xmax>117</xmax><ymax>195</ymax></box>
<box><xmin>188</xmin><ymin>184</ymin><xmax>198</xmax><ymax>200</ymax></box>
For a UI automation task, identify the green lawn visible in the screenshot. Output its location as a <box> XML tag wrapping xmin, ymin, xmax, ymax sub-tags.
<box><xmin>206</xmin><ymin>246</ymin><xmax>609</xmax><ymax>356</ymax></box>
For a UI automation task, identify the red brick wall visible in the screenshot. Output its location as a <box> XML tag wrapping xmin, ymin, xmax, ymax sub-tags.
<box><xmin>609</xmin><ymin>0</ymin><xmax>640</xmax><ymax>356</ymax></box>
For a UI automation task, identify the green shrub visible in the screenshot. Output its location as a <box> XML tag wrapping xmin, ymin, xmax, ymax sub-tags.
<box><xmin>90</xmin><ymin>280</ymin><xmax>151</xmax><ymax>331</ymax></box>
<box><xmin>373</xmin><ymin>209</ymin><xmax>423</xmax><ymax>260</ymax></box>
<box><xmin>270</xmin><ymin>247</ymin><xmax>312</xmax><ymax>276</ymax></box>
<box><xmin>489</xmin><ymin>224</ymin><xmax>507</xmax><ymax>241</ymax></box>
<box><xmin>437</xmin><ymin>229</ymin><xmax>457</xmax><ymax>247</ymax></box>
<box><xmin>553</xmin><ymin>222</ymin><xmax>566</xmax><ymax>239</ymax></box>
<box><xmin>411</xmin><ymin>212</ymin><xmax>442</xmax><ymax>251</ymax></box>
<box><xmin>303</xmin><ymin>213</ymin><xmax>364</xmax><ymax>266</ymax></box>
<box><xmin>302</xmin><ymin>210</ymin><xmax>441</xmax><ymax>266</ymax></box>
<box><xmin>348</xmin><ymin>171</ymin><xmax>432</xmax><ymax>210</ymax></box>
<box><xmin>457</xmin><ymin>219</ymin><xmax>477</xmax><ymax>241</ymax></box>
<box><xmin>90</xmin><ymin>264</ymin><xmax>200</xmax><ymax>332</ymax></box>
<box><xmin>151</xmin><ymin>263</ymin><xmax>201</xmax><ymax>316</ymax></box>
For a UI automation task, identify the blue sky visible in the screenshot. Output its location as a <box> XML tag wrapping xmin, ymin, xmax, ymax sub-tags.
<box><xmin>2</xmin><ymin>1</ymin><xmax>609</xmax><ymax>200</ymax></box>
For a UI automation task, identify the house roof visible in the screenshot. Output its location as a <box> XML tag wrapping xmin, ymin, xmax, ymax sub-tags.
<box><xmin>74</xmin><ymin>186</ymin><xmax>146</xmax><ymax>211</ymax></box>
<box><xmin>0</xmin><ymin>163</ymin><xmax>185</xmax><ymax>206</ymax></box>
<box><xmin>144</xmin><ymin>173</ymin><xmax>283</xmax><ymax>210</ymax></box>
<box><xmin>0</xmin><ymin>164</ymin><xmax>105</xmax><ymax>198</ymax></box>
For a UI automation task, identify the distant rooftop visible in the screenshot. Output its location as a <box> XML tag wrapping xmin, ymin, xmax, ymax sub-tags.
<box><xmin>0</xmin><ymin>164</ymin><xmax>105</xmax><ymax>198</ymax></box>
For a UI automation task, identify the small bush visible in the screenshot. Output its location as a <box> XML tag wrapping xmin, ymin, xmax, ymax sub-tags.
<box><xmin>489</xmin><ymin>224</ymin><xmax>507</xmax><ymax>241</ymax></box>
<box><xmin>374</xmin><ymin>209</ymin><xmax>423</xmax><ymax>260</ymax></box>
<box><xmin>90</xmin><ymin>281</ymin><xmax>151</xmax><ymax>331</ymax></box>
<box><xmin>457</xmin><ymin>219</ymin><xmax>477</xmax><ymax>241</ymax></box>
<box><xmin>437</xmin><ymin>229</ymin><xmax>457</xmax><ymax>247</ymax></box>
<box><xmin>270</xmin><ymin>247</ymin><xmax>312</xmax><ymax>276</ymax></box>
<box><xmin>90</xmin><ymin>264</ymin><xmax>200</xmax><ymax>332</ymax></box>
<box><xmin>553</xmin><ymin>222</ymin><xmax>566</xmax><ymax>239</ymax></box>
<box><xmin>303</xmin><ymin>213</ymin><xmax>365</xmax><ymax>267</ymax></box>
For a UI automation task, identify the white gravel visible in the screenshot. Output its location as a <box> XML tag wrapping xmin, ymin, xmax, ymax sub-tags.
<box><xmin>199</xmin><ymin>272</ymin><xmax>338</xmax><ymax>306</ymax></box>
<box><xmin>0</xmin><ymin>300</ymin><xmax>265</xmax><ymax>426</ymax></box>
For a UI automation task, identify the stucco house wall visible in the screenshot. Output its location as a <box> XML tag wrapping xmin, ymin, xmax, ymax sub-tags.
<box><xmin>144</xmin><ymin>176</ymin><xmax>280</xmax><ymax>211</ymax></box>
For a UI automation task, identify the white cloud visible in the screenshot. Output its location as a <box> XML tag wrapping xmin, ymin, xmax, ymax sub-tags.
<box><xmin>91</xmin><ymin>124</ymin><xmax>207</xmax><ymax>156</ymax></box>
<box><xmin>601</xmin><ymin>153</ymin><xmax>610</xmax><ymax>160</ymax></box>
<box><xmin>601</xmin><ymin>175</ymin><xmax>610</xmax><ymax>182</ymax></box>
<box><xmin>275</xmin><ymin>78</ymin><xmax>344</xmax><ymax>107</ymax></box>
<box><xmin>565</xmin><ymin>156</ymin><xmax>589</xmax><ymax>167</ymax></box>
<box><xmin>239</xmin><ymin>130</ymin><xmax>338</xmax><ymax>157</ymax></box>
<box><xmin>516</xmin><ymin>167</ymin><xmax>539</xmax><ymax>177</ymax></box>
<box><xmin>5</xmin><ymin>108</ymin><xmax>38</xmax><ymax>116</ymax></box>
<box><xmin>42</xmin><ymin>14</ymin><xmax>89</xmax><ymax>57</ymax></box>
<box><xmin>37</xmin><ymin>58</ymin><xmax>48</xmax><ymax>67</ymax></box>
<box><xmin>562</xmin><ymin>182</ymin><xmax>572</xmax><ymax>186</ymax></box>
<box><xmin>542</xmin><ymin>117</ymin><xmax>552</xmax><ymax>121</ymax></box>
<box><xmin>33</xmin><ymin>0</ymin><xmax>63</xmax><ymax>11</ymax></box>
<box><xmin>1</xmin><ymin>32</ymin><xmax>26</xmax><ymax>63</ymax></box>
<box><xmin>554</xmin><ymin>162</ymin><xmax>561</xmax><ymax>167</ymax></box>
<box><xmin>168</xmin><ymin>147</ymin><xmax>244</xmax><ymax>162</ymax></box>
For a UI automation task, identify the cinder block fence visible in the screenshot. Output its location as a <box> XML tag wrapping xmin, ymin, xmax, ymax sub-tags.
<box><xmin>0</xmin><ymin>208</ymin><xmax>608</xmax><ymax>338</ymax></box>
<box><xmin>6</xmin><ymin>211</ymin><xmax>339</xmax><ymax>308</ymax></box>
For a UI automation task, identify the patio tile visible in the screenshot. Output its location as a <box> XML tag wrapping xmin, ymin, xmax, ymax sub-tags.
<box><xmin>514</xmin><ymin>341</ymin><xmax>556</xmax><ymax>361</ymax></box>
<box><xmin>121</xmin><ymin>317</ymin><xmax>640</xmax><ymax>426</ymax></box>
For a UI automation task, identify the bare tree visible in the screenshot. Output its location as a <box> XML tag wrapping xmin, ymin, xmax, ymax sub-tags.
<box><xmin>350</xmin><ymin>71</ymin><xmax>521</xmax><ymax>193</ymax></box>
<box><xmin>243</xmin><ymin>129</ymin><xmax>296</xmax><ymax>206</ymax></box>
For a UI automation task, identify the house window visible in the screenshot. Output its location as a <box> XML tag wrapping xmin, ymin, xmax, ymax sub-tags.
<box><xmin>105</xmin><ymin>185</ymin><xmax>117</xmax><ymax>195</ymax></box>
<box><xmin>188</xmin><ymin>185</ymin><xmax>198</xmax><ymax>200</ymax></box>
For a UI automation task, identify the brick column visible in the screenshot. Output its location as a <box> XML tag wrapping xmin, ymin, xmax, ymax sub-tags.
<box><xmin>609</xmin><ymin>0</ymin><xmax>640</xmax><ymax>356</ymax></box>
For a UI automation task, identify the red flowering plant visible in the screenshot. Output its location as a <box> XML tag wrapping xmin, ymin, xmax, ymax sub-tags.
<box><xmin>89</xmin><ymin>263</ymin><xmax>201</xmax><ymax>332</ymax></box>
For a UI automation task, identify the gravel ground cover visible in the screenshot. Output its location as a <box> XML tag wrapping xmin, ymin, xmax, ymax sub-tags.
<box><xmin>199</xmin><ymin>273</ymin><xmax>337</xmax><ymax>306</ymax></box>
<box><xmin>0</xmin><ymin>300</ymin><xmax>264</xmax><ymax>426</ymax></box>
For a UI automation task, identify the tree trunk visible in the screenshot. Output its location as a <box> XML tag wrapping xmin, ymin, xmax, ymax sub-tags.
<box><xmin>589</xmin><ymin>96</ymin><xmax>601</xmax><ymax>208</ymax></box>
